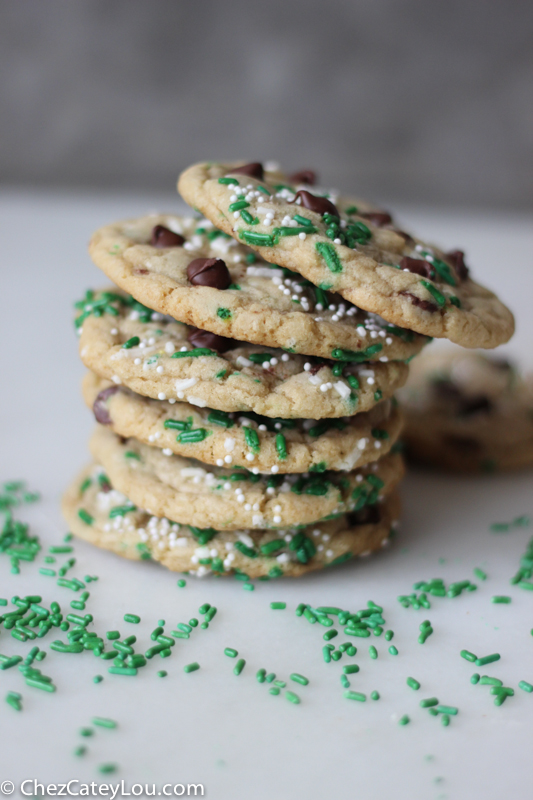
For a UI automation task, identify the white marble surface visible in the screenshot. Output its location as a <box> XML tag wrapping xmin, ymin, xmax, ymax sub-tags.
<box><xmin>0</xmin><ymin>191</ymin><xmax>532</xmax><ymax>800</ymax></box>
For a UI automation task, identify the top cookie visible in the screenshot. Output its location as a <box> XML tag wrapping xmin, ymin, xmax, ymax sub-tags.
<box><xmin>178</xmin><ymin>162</ymin><xmax>514</xmax><ymax>349</ymax></box>
<box><xmin>88</xmin><ymin>213</ymin><xmax>427</xmax><ymax>362</ymax></box>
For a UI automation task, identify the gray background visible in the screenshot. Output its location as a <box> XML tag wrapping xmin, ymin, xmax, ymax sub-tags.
<box><xmin>1</xmin><ymin>0</ymin><xmax>531</xmax><ymax>208</ymax></box>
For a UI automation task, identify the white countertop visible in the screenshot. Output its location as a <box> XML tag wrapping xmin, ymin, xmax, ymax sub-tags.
<box><xmin>0</xmin><ymin>190</ymin><xmax>532</xmax><ymax>800</ymax></box>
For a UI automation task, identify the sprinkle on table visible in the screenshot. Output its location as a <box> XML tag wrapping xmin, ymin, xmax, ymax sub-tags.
<box><xmin>123</xmin><ymin>614</ymin><xmax>140</xmax><ymax>624</ymax></box>
<box><xmin>184</xmin><ymin>662</ymin><xmax>200</xmax><ymax>674</ymax></box>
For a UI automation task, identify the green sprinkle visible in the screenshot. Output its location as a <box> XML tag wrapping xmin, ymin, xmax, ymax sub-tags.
<box><xmin>441</xmin><ymin>714</ymin><xmax>450</xmax><ymax>726</ymax></box>
<box><xmin>229</xmin><ymin>200</ymin><xmax>250</xmax><ymax>212</ymax></box>
<box><xmin>315</xmin><ymin>241</ymin><xmax>343</xmax><ymax>273</ymax></box>
<box><xmin>224</xmin><ymin>648</ymin><xmax>238</xmax><ymax>658</ymax></box>
<box><xmin>80</xmin><ymin>727</ymin><xmax>94</xmax><ymax>737</ymax></box>
<box><xmin>275</xmin><ymin>433</ymin><xmax>287</xmax><ymax>461</ymax></box>
<box><xmin>270</xmin><ymin>602</ymin><xmax>286</xmax><ymax>610</ymax></box>
<box><xmin>177</xmin><ymin>579</ymin><xmax>186</xmax><ymax>588</ymax></box>
<box><xmin>93</xmin><ymin>675</ymin><xmax>103</xmax><ymax>684</ymax></box>
<box><xmin>39</xmin><ymin>568</ymin><xmax>56</xmax><ymax>576</ymax></box>
<box><xmin>418</xmin><ymin>627</ymin><xmax>433</xmax><ymax>644</ymax></box>
<box><xmin>435</xmin><ymin>705</ymin><xmax>458</xmax><ymax>716</ymax></box>
<box><xmin>108</xmin><ymin>667</ymin><xmax>137</xmax><ymax>676</ymax></box>
<box><xmin>92</xmin><ymin>717</ymin><xmax>117</xmax><ymax>729</ymax></box>
<box><xmin>207</xmin><ymin>410</ymin><xmax>234</xmax><ymax>428</ymax></box>
<box><xmin>384</xmin><ymin>630</ymin><xmax>394</xmax><ymax>641</ymax></box>
<box><xmin>518</xmin><ymin>680</ymin><xmax>533</xmax><ymax>693</ymax></box>
<box><xmin>419</xmin><ymin>280</ymin><xmax>447</xmax><ymax>308</ymax></box>
<box><xmin>265</xmin><ymin>672</ymin><xmax>276</xmax><ymax>683</ymax></box>
<box><xmin>123</xmin><ymin>614</ymin><xmax>140</xmax><ymax>624</ymax></box>
<box><xmin>323</xmin><ymin>629</ymin><xmax>338</xmax><ymax>641</ymax></box>
<box><xmin>370</xmin><ymin>690</ymin><xmax>380</xmax><ymax>701</ymax></box>
<box><xmin>479</xmin><ymin>676</ymin><xmax>502</xmax><ymax>686</ymax></box>
<box><xmin>73</xmin><ymin>746</ymin><xmax>86</xmax><ymax>757</ymax></box>
<box><xmin>420</xmin><ymin>697</ymin><xmax>439</xmax><ymax>708</ymax></box>
<box><xmin>106</xmin><ymin>631</ymin><xmax>120</xmax><ymax>640</ymax></box>
<box><xmin>240</xmin><ymin>231</ymin><xmax>275</xmax><ymax>247</ymax></box>
<box><xmin>471</xmin><ymin>673</ymin><xmax>480</xmax><ymax>684</ymax></box>
<box><xmin>217</xmin><ymin>307</ymin><xmax>231</xmax><ymax>320</ymax></box>
<box><xmin>344</xmin><ymin>691</ymin><xmax>366</xmax><ymax>702</ymax></box>
<box><xmin>473</xmin><ymin>567</ymin><xmax>487</xmax><ymax>580</ymax></box>
<box><xmin>218</xmin><ymin>176</ymin><xmax>239</xmax><ymax>185</ymax></box>
<box><xmin>77</xmin><ymin>509</ymin><xmax>94</xmax><ymax>526</ymax></box>
<box><xmin>388</xmin><ymin>646</ymin><xmax>398</xmax><ymax>656</ymax></box>
<box><xmin>460</xmin><ymin>649</ymin><xmax>477</xmax><ymax>663</ymax></box>
<box><xmin>322</xmin><ymin>646</ymin><xmax>332</xmax><ymax>663</ymax></box>
<box><xmin>256</xmin><ymin>668</ymin><xmax>266</xmax><ymax>683</ymax></box>
<box><xmin>491</xmin><ymin>595</ymin><xmax>511</xmax><ymax>604</ymax></box>
<box><xmin>475</xmin><ymin>653</ymin><xmax>500</xmax><ymax>666</ymax></box>
<box><xmin>184</xmin><ymin>662</ymin><xmax>200</xmax><ymax>673</ymax></box>
<box><xmin>5</xmin><ymin>690</ymin><xmax>22</xmax><ymax>711</ymax></box>
<box><xmin>407</xmin><ymin>677</ymin><xmax>420</xmax><ymax>690</ymax></box>
<box><xmin>343</xmin><ymin>664</ymin><xmax>360</xmax><ymax>675</ymax></box>
<box><xmin>244</xmin><ymin>427</ymin><xmax>260</xmax><ymax>454</ymax></box>
<box><xmin>171</xmin><ymin>347</ymin><xmax>216</xmax><ymax>359</ymax></box>
<box><xmin>398</xmin><ymin>715</ymin><xmax>410</xmax><ymax>725</ymax></box>
<box><xmin>122</xmin><ymin>336</ymin><xmax>140</xmax><ymax>349</ymax></box>
<box><xmin>98</xmin><ymin>764</ymin><xmax>118</xmax><ymax>775</ymax></box>
<box><xmin>269</xmin><ymin>687</ymin><xmax>280</xmax><ymax>696</ymax></box>
<box><xmin>290</xmin><ymin>673</ymin><xmax>309</xmax><ymax>686</ymax></box>
<box><xmin>285</xmin><ymin>691</ymin><xmax>300</xmax><ymax>704</ymax></box>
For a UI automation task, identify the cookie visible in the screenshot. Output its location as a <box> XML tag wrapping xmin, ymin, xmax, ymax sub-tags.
<box><xmin>89</xmin><ymin>425</ymin><xmax>404</xmax><ymax>530</ymax></box>
<box><xmin>178</xmin><ymin>162</ymin><xmax>514</xmax><ymax>349</ymax></box>
<box><xmin>83</xmin><ymin>372</ymin><xmax>404</xmax><ymax>473</ymax></box>
<box><xmin>62</xmin><ymin>463</ymin><xmax>401</xmax><ymax>578</ymax></box>
<box><xmin>399</xmin><ymin>349</ymin><xmax>533</xmax><ymax>472</ymax></box>
<box><xmin>77</xmin><ymin>289</ymin><xmax>409</xmax><ymax>419</ymax></box>
<box><xmin>88</xmin><ymin>213</ymin><xmax>428</xmax><ymax>362</ymax></box>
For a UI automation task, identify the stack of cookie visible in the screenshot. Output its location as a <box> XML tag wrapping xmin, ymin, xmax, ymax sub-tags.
<box><xmin>63</xmin><ymin>161</ymin><xmax>514</xmax><ymax>579</ymax></box>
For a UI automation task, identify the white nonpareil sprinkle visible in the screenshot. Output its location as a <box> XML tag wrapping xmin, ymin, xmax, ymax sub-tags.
<box><xmin>187</xmin><ymin>396</ymin><xmax>207</xmax><ymax>407</ymax></box>
<box><xmin>165</xmin><ymin>342</ymin><xmax>175</xmax><ymax>354</ymax></box>
<box><xmin>111</xmin><ymin>375</ymin><xmax>122</xmax><ymax>385</ymax></box>
<box><xmin>277</xmin><ymin>553</ymin><xmax>290</xmax><ymax>563</ymax></box>
<box><xmin>158</xmin><ymin>392</ymin><xmax>166</xmax><ymax>400</ymax></box>
<box><xmin>224</xmin><ymin>438</ymin><xmax>235</xmax><ymax>452</ymax></box>
<box><xmin>357</xmin><ymin>438</ymin><xmax>368</xmax><ymax>449</ymax></box>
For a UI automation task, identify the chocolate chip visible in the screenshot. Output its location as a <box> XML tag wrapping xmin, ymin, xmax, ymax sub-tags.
<box><xmin>227</xmin><ymin>163</ymin><xmax>264</xmax><ymax>180</ymax></box>
<box><xmin>399</xmin><ymin>291</ymin><xmax>438</xmax><ymax>313</ymax></box>
<box><xmin>133</xmin><ymin>268</ymin><xmax>149</xmax><ymax>275</ymax></box>
<box><xmin>289</xmin><ymin>170</ymin><xmax>317</xmax><ymax>185</ymax></box>
<box><xmin>348</xmin><ymin>504</ymin><xmax>381</xmax><ymax>526</ymax></box>
<box><xmin>395</xmin><ymin>230</ymin><xmax>415</xmax><ymax>245</ymax></box>
<box><xmin>187</xmin><ymin>327</ymin><xmax>237</xmax><ymax>353</ymax></box>
<box><xmin>151</xmin><ymin>225</ymin><xmax>185</xmax><ymax>248</ymax></box>
<box><xmin>359</xmin><ymin>211</ymin><xmax>393</xmax><ymax>227</ymax></box>
<box><xmin>99</xmin><ymin>476</ymin><xmax>112</xmax><ymax>493</ymax></box>
<box><xmin>308</xmin><ymin>362</ymin><xmax>328</xmax><ymax>375</ymax></box>
<box><xmin>187</xmin><ymin>258</ymin><xmax>231</xmax><ymax>289</ymax></box>
<box><xmin>400</xmin><ymin>256</ymin><xmax>433</xmax><ymax>278</ymax></box>
<box><xmin>290</xmin><ymin>190</ymin><xmax>340</xmax><ymax>218</ymax></box>
<box><xmin>433</xmin><ymin>379</ymin><xmax>462</xmax><ymax>402</ymax></box>
<box><xmin>446</xmin><ymin>249</ymin><xmax>469</xmax><ymax>281</ymax></box>
<box><xmin>93</xmin><ymin>386</ymin><xmax>119</xmax><ymax>425</ymax></box>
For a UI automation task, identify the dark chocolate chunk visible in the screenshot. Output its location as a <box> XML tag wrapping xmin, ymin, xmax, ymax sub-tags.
<box><xmin>359</xmin><ymin>211</ymin><xmax>393</xmax><ymax>227</ymax></box>
<box><xmin>93</xmin><ymin>386</ymin><xmax>119</xmax><ymax>425</ymax></box>
<box><xmin>227</xmin><ymin>163</ymin><xmax>264</xmax><ymax>180</ymax></box>
<box><xmin>446</xmin><ymin>249</ymin><xmax>469</xmax><ymax>281</ymax></box>
<box><xmin>433</xmin><ymin>379</ymin><xmax>462</xmax><ymax>402</ymax></box>
<box><xmin>395</xmin><ymin>229</ymin><xmax>415</xmax><ymax>245</ymax></box>
<box><xmin>151</xmin><ymin>225</ymin><xmax>185</xmax><ymax>248</ymax></box>
<box><xmin>290</xmin><ymin>190</ymin><xmax>340</xmax><ymax>218</ymax></box>
<box><xmin>187</xmin><ymin>257</ymin><xmax>231</xmax><ymax>289</ymax></box>
<box><xmin>187</xmin><ymin>327</ymin><xmax>236</xmax><ymax>353</ymax></box>
<box><xmin>348</xmin><ymin>504</ymin><xmax>381</xmax><ymax>526</ymax></box>
<box><xmin>399</xmin><ymin>291</ymin><xmax>439</xmax><ymax>313</ymax></box>
<box><xmin>308</xmin><ymin>362</ymin><xmax>328</xmax><ymax>375</ymax></box>
<box><xmin>289</xmin><ymin>170</ymin><xmax>317</xmax><ymax>186</ymax></box>
<box><xmin>400</xmin><ymin>256</ymin><xmax>433</xmax><ymax>279</ymax></box>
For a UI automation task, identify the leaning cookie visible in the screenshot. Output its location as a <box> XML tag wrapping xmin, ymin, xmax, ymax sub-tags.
<box><xmin>178</xmin><ymin>162</ymin><xmax>514</xmax><ymax>349</ymax></box>
<box><xmin>62</xmin><ymin>464</ymin><xmax>401</xmax><ymax>578</ymax></box>
<box><xmin>399</xmin><ymin>349</ymin><xmax>533</xmax><ymax>472</ymax></box>
<box><xmin>77</xmin><ymin>289</ymin><xmax>408</xmax><ymax>419</ymax></box>
<box><xmin>89</xmin><ymin>425</ymin><xmax>404</xmax><ymax>530</ymax></box>
<box><xmin>83</xmin><ymin>372</ymin><xmax>403</xmax><ymax>474</ymax></box>
<box><xmin>88</xmin><ymin>213</ymin><xmax>428</xmax><ymax>362</ymax></box>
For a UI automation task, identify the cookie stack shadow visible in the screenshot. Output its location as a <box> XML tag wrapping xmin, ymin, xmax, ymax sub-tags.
<box><xmin>62</xmin><ymin>161</ymin><xmax>514</xmax><ymax>580</ymax></box>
